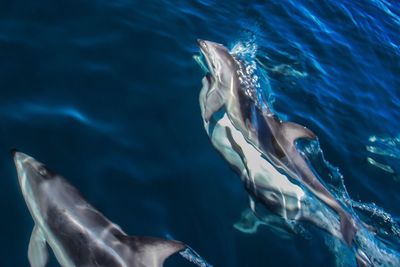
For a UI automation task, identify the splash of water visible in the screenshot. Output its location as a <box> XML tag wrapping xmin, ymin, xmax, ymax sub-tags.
<box><xmin>230</xmin><ymin>38</ymin><xmax>274</xmax><ymax>114</ymax></box>
<box><xmin>232</xmin><ymin>36</ymin><xmax>400</xmax><ymax>265</ymax></box>
<box><xmin>350</xmin><ymin>200</ymin><xmax>400</xmax><ymax>240</ymax></box>
<box><xmin>230</xmin><ymin>40</ymin><xmax>260</xmax><ymax>99</ymax></box>
<box><xmin>300</xmin><ymin>138</ymin><xmax>400</xmax><ymax>265</ymax></box>
<box><xmin>179</xmin><ymin>247</ymin><xmax>214</xmax><ymax>267</ymax></box>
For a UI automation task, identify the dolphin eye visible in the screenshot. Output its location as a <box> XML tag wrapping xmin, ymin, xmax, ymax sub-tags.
<box><xmin>201</xmin><ymin>42</ymin><xmax>207</xmax><ymax>48</ymax></box>
<box><xmin>38</xmin><ymin>166</ymin><xmax>47</xmax><ymax>176</ymax></box>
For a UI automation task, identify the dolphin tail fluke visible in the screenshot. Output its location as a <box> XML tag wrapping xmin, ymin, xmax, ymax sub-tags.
<box><xmin>127</xmin><ymin>236</ymin><xmax>185</xmax><ymax>267</ymax></box>
<box><xmin>340</xmin><ymin>212</ymin><xmax>358</xmax><ymax>246</ymax></box>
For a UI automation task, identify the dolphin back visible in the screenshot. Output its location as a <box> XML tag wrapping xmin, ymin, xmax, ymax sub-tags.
<box><xmin>12</xmin><ymin>150</ymin><xmax>188</xmax><ymax>267</ymax></box>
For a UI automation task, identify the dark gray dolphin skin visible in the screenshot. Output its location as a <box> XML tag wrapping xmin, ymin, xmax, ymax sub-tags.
<box><xmin>12</xmin><ymin>150</ymin><xmax>185</xmax><ymax>267</ymax></box>
<box><xmin>196</xmin><ymin>39</ymin><xmax>359</xmax><ymax>247</ymax></box>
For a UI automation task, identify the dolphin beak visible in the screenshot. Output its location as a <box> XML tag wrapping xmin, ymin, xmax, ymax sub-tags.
<box><xmin>12</xmin><ymin>150</ymin><xmax>31</xmax><ymax>165</ymax></box>
<box><xmin>196</xmin><ymin>39</ymin><xmax>204</xmax><ymax>47</ymax></box>
<box><xmin>11</xmin><ymin>148</ymin><xmax>17</xmax><ymax>157</ymax></box>
<box><xmin>12</xmin><ymin>149</ymin><xmax>30</xmax><ymax>187</ymax></box>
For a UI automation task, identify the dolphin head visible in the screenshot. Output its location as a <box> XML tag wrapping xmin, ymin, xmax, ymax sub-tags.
<box><xmin>12</xmin><ymin>150</ymin><xmax>58</xmax><ymax>221</ymax></box>
<box><xmin>13</xmin><ymin>150</ymin><xmax>56</xmax><ymax>189</ymax></box>
<box><xmin>197</xmin><ymin>39</ymin><xmax>236</xmax><ymax>84</ymax></box>
<box><xmin>197</xmin><ymin>39</ymin><xmax>239</xmax><ymax>122</ymax></box>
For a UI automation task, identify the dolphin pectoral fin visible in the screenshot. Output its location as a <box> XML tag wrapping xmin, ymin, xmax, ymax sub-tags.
<box><xmin>281</xmin><ymin>122</ymin><xmax>316</xmax><ymax>143</ymax></box>
<box><xmin>127</xmin><ymin>236</ymin><xmax>185</xmax><ymax>267</ymax></box>
<box><xmin>204</xmin><ymin>89</ymin><xmax>225</xmax><ymax>122</ymax></box>
<box><xmin>233</xmin><ymin>208</ymin><xmax>265</xmax><ymax>234</ymax></box>
<box><xmin>28</xmin><ymin>225</ymin><xmax>49</xmax><ymax>267</ymax></box>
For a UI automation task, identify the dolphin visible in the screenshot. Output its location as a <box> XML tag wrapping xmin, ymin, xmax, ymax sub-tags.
<box><xmin>12</xmin><ymin>150</ymin><xmax>187</xmax><ymax>267</ymax></box>
<box><xmin>196</xmin><ymin>39</ymin><xmax>359</xmax><ymax>247</ymax></box>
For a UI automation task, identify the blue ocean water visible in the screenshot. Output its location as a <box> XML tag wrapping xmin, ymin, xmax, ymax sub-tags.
<box><xmin>0</xmin><ymin>0</ymin><xmax>399</xmax><ymax>266</ymax></box>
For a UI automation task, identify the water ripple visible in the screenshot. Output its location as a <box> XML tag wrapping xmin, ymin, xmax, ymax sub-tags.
<box><xmin>0</xmin><ymin>102</ymin><xmax>117</xmax><ymax>134</ymax></box>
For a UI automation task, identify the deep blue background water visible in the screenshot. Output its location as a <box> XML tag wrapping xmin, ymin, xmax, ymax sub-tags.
<box><xmin>0</xmin><ymin>0</ymin><xmax>399</xmax><ymax>266</ymax></box>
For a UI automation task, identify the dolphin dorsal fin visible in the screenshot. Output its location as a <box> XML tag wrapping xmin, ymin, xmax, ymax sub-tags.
<box><xmin>281</xmin><ymin>121</ymin><xmax>316</xmax><ymax>144</ymax></box>
<box><xmin>127</xmin><ymin>236</ymin><xmax>185</xmax><ymax>267</ymax></box>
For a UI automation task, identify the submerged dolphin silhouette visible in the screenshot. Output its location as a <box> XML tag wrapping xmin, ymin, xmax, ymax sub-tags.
<box><xmin>196</xmin><ymin>39</ymin><xmax>359</xmax><ymax>247</ymax></box>
<box><xmin>12</xmin><ymin>150</ymin><xmax>186</xmax><ymax>267</ymax></box>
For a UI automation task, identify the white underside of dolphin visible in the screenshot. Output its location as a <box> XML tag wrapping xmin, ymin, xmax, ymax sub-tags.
<box><xmin>207</xmin><ymin>112</ymin><xmax>305</xmax><ymax>220</ymax></box>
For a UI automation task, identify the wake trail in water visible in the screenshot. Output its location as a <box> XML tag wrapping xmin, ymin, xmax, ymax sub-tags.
<box><xmin>303</xmin><ymin>135</ymin><xmax>400</xmax><ymax>266</ymax></box>
<box><xmin>180</xmin><ymin>247</ymin><xmax>214</xmax><ymax>267</ymax></box>
<box><xmin>366</xmin><ymin>135</ymin><xmax>400</xmax><ymax>182</ymax></box>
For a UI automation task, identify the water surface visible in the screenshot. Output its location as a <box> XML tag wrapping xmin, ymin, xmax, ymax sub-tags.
<box><xmin>0</xmin><ymin>0</ymin><xmax>399</xmax><ymax>266</ymax></box>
